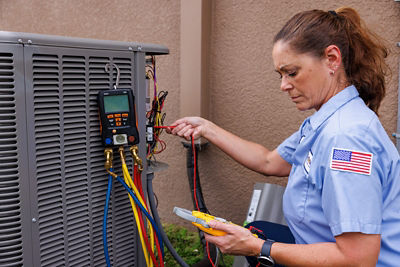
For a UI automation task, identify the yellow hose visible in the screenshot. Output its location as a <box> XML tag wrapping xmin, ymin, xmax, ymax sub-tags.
<box><xmin>150</xmin><ymin>224</ymin><xmax>155</xmax><ymax>262</ymax></box>
<box><xmin>122</xmin><ymin>164</ymin><xmax>148</xmax><ymax>214</ymax></box>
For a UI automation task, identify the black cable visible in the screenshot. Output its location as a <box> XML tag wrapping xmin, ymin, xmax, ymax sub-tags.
<box><xmin>183</xmin><ymin>142</ymin><xmax>208</xmax><ymax>213</ymax></box>
<box><xmin>154</xmin><ymin>191</ymin><xmax>159</xmax><ymax>209</ymax></box>
<box><xmin>183</xmin><ymin>142</ymin><xmax>219</xmax><ymax>267</ymax></box>
<box><xmin>220</xmin><ymin>253</ymin><xmax>227</xmax><ymax>267</ymax></box>
<box><xmin>147</xmin><ymin>172</ymin><xmax>190</xmax><ymax>267</ymax></box>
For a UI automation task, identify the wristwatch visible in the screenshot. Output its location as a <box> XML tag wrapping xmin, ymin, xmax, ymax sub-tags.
<box><xmin>257</xmin><ymin>239</ymin><xmax>275</xmax><ymax>266</ymax></box>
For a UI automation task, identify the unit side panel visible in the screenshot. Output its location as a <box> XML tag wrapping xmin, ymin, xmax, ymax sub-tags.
<box><xmin>0</xmin><ymin>43</ymin><xmax>33</xmax><ymax>267</ymax></box>
<box><xmin>23</xmin><ymin>45</ymin><xmax>138</xmax><ymax>267</ymax></box>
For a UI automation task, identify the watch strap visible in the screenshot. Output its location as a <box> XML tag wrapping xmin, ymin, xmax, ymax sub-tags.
<box><xmin>260</xmin><ymin>239</ymin><xmax>274</xmax><ymax>258</ymax></box>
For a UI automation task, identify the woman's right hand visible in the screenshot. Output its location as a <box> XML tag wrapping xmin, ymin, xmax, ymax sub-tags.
<box><xmin>168</xmin><ymin>116</ymin><xmax>290</xmax><ymax>176</ymax></box>
<box><xmin>167</xmin><ymin>117</ymin><xmax>211</xmax><ymax>141</ymax></box>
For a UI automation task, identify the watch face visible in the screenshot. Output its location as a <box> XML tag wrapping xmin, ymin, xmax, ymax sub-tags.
<box><xmin>258</xmin><ymin>255</ymin><xmax>274</xmax><ymax>266</ymax></box>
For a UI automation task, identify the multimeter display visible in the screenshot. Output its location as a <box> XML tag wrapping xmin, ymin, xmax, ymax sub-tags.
<box><xmin>104</xmin><ymin>94</ymin><xmax>130</xmax><ymax>113</ymax></box>
<box><xmin>98</xmin><ymin>89</ymin><xmax>139</xmax><ymax>147</ymax></box>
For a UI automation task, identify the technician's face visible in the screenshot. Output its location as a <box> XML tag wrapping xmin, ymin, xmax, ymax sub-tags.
<box><xmin>272</xmin><ymin>41</ymin><xmax>332</xmax><ymax>111</ymax></box>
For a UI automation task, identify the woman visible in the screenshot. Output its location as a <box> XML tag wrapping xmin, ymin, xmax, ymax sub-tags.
<box><xmin>169</xmin><ymin>7</ymin><xmax>400</xmax><ymax>266</ymax></box>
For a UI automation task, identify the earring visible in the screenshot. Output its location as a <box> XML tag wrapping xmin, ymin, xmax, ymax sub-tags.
<box><xmin>329</xmin><ymin>70</ymin><xmax>335</xmax><ymax>75</ymax></box>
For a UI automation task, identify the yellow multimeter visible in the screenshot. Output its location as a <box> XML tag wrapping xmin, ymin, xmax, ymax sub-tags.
<box><xmin>173</xmin><ymin>207</ymin><xmax>237</xmax><ymax>236</ymax></box>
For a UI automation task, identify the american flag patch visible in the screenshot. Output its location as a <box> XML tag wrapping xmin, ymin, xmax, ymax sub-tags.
<box><xmin>330</xmin><ymin>148</ymin><xmax>373</xmax><ymax>175</ymax></box>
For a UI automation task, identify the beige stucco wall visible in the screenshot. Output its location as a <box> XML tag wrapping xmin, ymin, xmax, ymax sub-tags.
<box><xmin>1</xmin><ymin>0</ymin><xmax>399</xmax><ymax>227</ymax></box>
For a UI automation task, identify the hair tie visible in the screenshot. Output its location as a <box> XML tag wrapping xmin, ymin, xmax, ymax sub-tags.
<box><xmin>328</xmin><ymin>10</ymin><xmax>338</xmax><ymax>17</ymax></box>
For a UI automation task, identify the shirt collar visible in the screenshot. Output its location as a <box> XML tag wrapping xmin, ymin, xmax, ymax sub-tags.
<box><xmin>309</xmin><ymin>85</ymin><xmax>359</xmax><ymax>131</ymax></box>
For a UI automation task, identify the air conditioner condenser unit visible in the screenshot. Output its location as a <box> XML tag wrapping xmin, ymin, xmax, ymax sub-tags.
<box><xmin>0</xmin><ymin>31</ymin><xmax>168</xmax><ymax>267</ymax></box>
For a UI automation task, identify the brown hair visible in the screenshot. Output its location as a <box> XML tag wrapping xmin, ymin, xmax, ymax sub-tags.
<box><xmin>273</xmin><ymin>7</ymin><xmax>388</xmax><ymax>114</ymax></box>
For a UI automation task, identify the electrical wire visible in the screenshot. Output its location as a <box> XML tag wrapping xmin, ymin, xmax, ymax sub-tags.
<box><xmin>192</xmin><ymin>136</ymin><xmax>200</xmax><ymax>212</ymax></box>
<box><xmin>154</xmin><ymin>126</ymin><xmax>176</xmax><ymax>129</ymax></box>
<box><xmin>146</xmin><ymin>56</ymin><xmax>169</xmax><ymax>160</ymax></box>
<box><xmin>152</xmin><ymin>134</ymin><xmax>167</xmax><ymax>154</ymax></box>
<box><xmin>206</xmin><ymin>242</ymin><xmax>216</xmax><ymax>267</ymax></box>
<box><xmin>191</xmin><ymin>136</ymin><xmax>217</xmax><ymax>267</ymax></box>
<box><xmin>103</xmin><ymin>174</ymin><xmax>113</xmax><ymax>267</ymax></box>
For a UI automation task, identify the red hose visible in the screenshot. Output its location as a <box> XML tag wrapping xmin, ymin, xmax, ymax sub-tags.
<box><xmin>136</xmin><ymin>202</ymin><xmax>159</xmax><ymax>267</ymax></box>
<box><xmin>134</xmin><ymin>165</ymin><xmax>165</xmax><ymax>267</ymax></box>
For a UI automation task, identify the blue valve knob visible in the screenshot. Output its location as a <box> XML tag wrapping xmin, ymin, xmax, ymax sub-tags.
<box><xmin>105</xmin><ymin>138</ymin><xmax>112</xmax><ymax>145</ymax></box>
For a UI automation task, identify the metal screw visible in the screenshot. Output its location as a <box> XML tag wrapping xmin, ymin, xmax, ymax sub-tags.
<box><xmin>128</xmin><ymin>46</ymin><xmax>133</xmax><ymax>51</ymax></box>
<box><xmin>17</xmin><ymin>38</ymin><xmax>23</xmax><ymax>43</ymax></box>
<box><xmin>27</xmin><ymin>40</ymin><xmax>33</xmax><ymax>45</ymax></box>
<box><xmin>32</xmin><ymin>218</ymin><xmax>37</xmax><ymax>223</ymax></box>
<box><xmin>138</xmin><ymin>46</ymin><xmax>142</xmax><ymax>51</ymax></box>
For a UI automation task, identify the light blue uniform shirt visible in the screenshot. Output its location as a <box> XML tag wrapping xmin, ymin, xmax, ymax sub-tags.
<box><xmin>277</xmin><ymin>85</ymin><xmax>400</xmax><ymax>266</ymax></box>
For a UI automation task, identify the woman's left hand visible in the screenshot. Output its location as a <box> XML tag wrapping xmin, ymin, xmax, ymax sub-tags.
<box><xmin>204</xmin><ymin>220</ymin><xmax>264</xmax><ymax>256</ymax></box>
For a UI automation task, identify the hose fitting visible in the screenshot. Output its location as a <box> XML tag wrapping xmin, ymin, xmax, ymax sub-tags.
<box><xmin>130</xmin><ymin>145</ymin><xmax>143</xmax><ymax>172</ymax></box>
<box><xmin>104</xmin><ymin>148</ymin><xmax>113</xmax><ymax>170</ymax></box>
<box><xmin>104</xmin><ymin>148</ymin><xmax>117</xmax><ymax>178</ymax></box>
<box><xmin>118</xmin><ymin>146</ymin><xmax>126</xmax><ymax>165</ymax></box>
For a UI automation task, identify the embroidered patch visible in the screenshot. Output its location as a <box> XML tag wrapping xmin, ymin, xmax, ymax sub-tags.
<box><xmin>304</xmin><ymin>150</ymin><xmax>313</xmax><ymax>174</ymax></box>
<box><xmin>330</xmin><ymin>148</ymin><xmax>373</xmax><ymax>175</ymax></box>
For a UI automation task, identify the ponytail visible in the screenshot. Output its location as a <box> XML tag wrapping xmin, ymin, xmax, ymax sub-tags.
<box><xmin>273</xmin><ymin>7</ymin><xmax>389</xmax><ymax>114</ymax></box>
<box><xmin>336</xmin><ymin>7</ymin><xmax>388</xmax><ymax>114</ymax></box>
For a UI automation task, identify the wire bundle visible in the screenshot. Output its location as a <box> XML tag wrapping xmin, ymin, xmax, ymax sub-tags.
<box><xmin>146</xmin><ymin>56</ymin><xmax>169</xmax><ymax>159</ymax></box>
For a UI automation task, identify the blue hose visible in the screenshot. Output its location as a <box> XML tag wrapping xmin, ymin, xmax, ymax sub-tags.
<box><xmin>103</xmin><ymin>174</ymin><xmax>113</xmax><ymax>267</ymax></box>
<box><xmin>115</xmin><ymin>175</ymin><xmax>165</xmax><ymax>258</ymax></box>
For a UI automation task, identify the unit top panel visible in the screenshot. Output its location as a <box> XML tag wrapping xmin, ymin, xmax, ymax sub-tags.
<box><xmin>0</xmin><ymin>31</ymin><xmax>169</xmax><ymax>55</ymax></box>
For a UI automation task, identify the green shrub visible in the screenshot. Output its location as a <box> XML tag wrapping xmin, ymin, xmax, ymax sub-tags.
<box><xmin>162</xmin><ymin>223</ymin><xmax>234</xmax><ymax>267</ymax></box>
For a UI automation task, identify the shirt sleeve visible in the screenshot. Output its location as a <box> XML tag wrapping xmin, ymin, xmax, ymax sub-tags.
<box><xmin>277</xmin><ymin>130</ymin><xmax>300</xmax><ymax>165</ymax></box>
<box><xmin>318</xmin><ymin>130</ymin><xmax>383</xmax><ymax>237</ymax></box>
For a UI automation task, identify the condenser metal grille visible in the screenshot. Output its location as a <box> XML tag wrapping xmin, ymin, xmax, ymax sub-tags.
<box><xmin>32</xmin><ymin>53</ymin><xmax>64</xmax><ymax>267</ymax></box>
<box><xmin>28</xmin><ymin>48</ymin><xmax>137</xmax><ymax>267</ymax></box>
<box><xmin>0</xmin><ymin>52</ymin><xmax>24</xmax><ymax>267</ymax></box>
<box><xmin>88</xmin><ymin>56</ymin><xmax>115</xmax><ymax>267</ymax></box>
<box><xmin>62</xmin><ymin>55</ymin><xmax>90</xmax><ymax>266</ymax></box>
